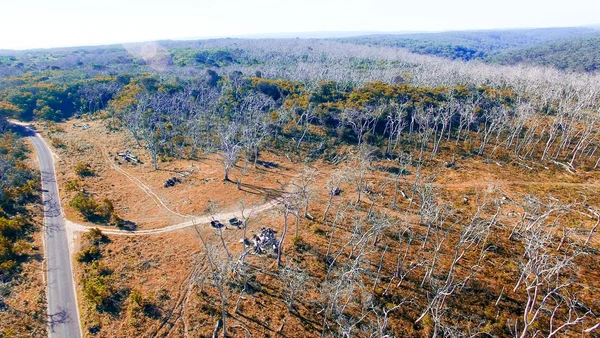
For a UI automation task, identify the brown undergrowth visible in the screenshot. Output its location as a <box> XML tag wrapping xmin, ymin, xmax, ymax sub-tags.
<box><xmin>39</xmin><ymin>119</ymin><xmax>600</xmax><ymax>337</ymax></box>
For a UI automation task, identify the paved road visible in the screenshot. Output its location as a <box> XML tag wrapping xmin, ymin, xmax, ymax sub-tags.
<box><xmin>28</xmin><ymin>133</ymin><xmax>82</xmax><ymax>338</ymax></box>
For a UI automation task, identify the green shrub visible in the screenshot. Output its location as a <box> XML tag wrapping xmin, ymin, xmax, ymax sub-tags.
<box><xmin>82</xmin><ymin>275</ymin><xmax>112</xmax><ymax>307</ymax></box>
<box><xmin>97</xmin><ymin>198</ymin><xmax>114</xmax><ymax>219</ymax></box>
<box><xmin>74</xmin><ymin>162</ymin><xmax>94</xmax><ymax>177</ymax></box>
<box><xmin>291</xmin><ymin>235</ymin><xmax>303</xmax><ymax>246</ymax></box>
<box><xmin>49</xmin><ymin>137</ymin><xmax>66</xmax><ymax>149</ymax></box>
<box><xmin>83</xmin><ymin>228</ymin><xmax>108</xmax><ymax>246</ymax></box>
<box><xmin>69</xmin><ymin>192</ymin><xmax>98</xmax><ymax>219</ymax></box>
<box><xmin>64</xmin><ymin>179</ymin><xmax>81</xmax><ymax>192</ymax></box>
<box><xmin>76</xmin><ymin>245</ymin><xmax>101</xmax><ymax>263</ymax></box>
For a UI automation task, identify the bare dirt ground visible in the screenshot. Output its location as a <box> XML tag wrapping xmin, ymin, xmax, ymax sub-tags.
<box><xmin>36</xmin><ymin>118</ymin><xmax>299</xmax><ymax>231</ymax></box>
<box><xmin>74</xmin><ymin>214</ymin><xmax>329</xmax><ymax>337</ymax></box>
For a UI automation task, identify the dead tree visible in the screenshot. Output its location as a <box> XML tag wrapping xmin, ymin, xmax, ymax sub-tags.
<box><xmin>353</xmin><ymin>145</ymin><xmax>375</xmax><ymax>204</ymax></box>
<box><xmin>320</xmin><ymin>214</ymin><xmax>381</xmax><ymax>337</ymax></box>
<box><xmin>322</xmin><ymin>170</ymin><xmax>346</xmax><ymax>223</ymax></box>
<box><xmin>277</xmin><ymin>199</ymin><xmax>293</xmax><ymax>267</ymax></box>
<box><xmin>206</xmin><ymin>200</ymin><xmax>232</xmax><ymax>260</ymax></box>
<box><xmin>510</xmin><ymin>198</ymin><xmax>598</xmax><ymax>338</ymax></box>
<box><xmin>232</xmin><ymin>156</ymin><xmax>249</xmax><ymax>190</ymax></box>
<box><xmin>218</xmin><ymin>123</ymin><xmax>241</xmax><ymax>182</ymax></box>
<box><xmin>293</xmin><ymin>165</ymin><xmax>317</xmax><ymax>219</ymax></box>
<box><xmin>384</xmin><ymin>103</ymin><xmax>408</xmax><ymax>155</ymax></box>
<box><xmin>585</xmin><ymin>207</ymin><xmax>600</xmax><ymax>246</ymax></box>
<box><xmin>279</xmin><ymin>262</ymin><xmax>310</xmax><ymax>313</ymax></box>
<box><xmin>392</xmin><ymin>153</ymin><xmax>411</xmax><ymax>209</ymax></box>
<box><xmin>415</xmin><ymin>193</ymin><xmax>497</xmax><ymax>337</ymax></box>
<box><xmin>124</xmin><ymin>94</ymin><xmax>165</xmax><ymax>170</ymax></box>
<box><xmin>237</xmin><ymin>200</ymin><xmax>254</xmax><ymax>263</ymax></box>
<box><xmin>341</xmin><ymin>107</ymin><xmax>379</xmax><ymax>146</ymax></box>
<box><xmin>294</xmin><ymin>109</ymin><xmax>316</xmax><ymax>152</ymax></box>
<box><xmin>194</xmin><ymin>225</ymin><xmax>231</xmax><ymax>338</ymax></box>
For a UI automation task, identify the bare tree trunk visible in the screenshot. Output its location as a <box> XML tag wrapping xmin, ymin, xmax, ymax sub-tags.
<box><xmin>322</xmin><ymin>193</ymin><xmax>334</xmax><ymax>223</ymax></box>
<box><xmin>585</xmin><ymin>212</ymin><xmax>600</xmax><ymax>246</ymax></box>
<box><xmin>277</xmin><ymin>207</ymin><xmax>290</xmax><ymax>267</ymax></box>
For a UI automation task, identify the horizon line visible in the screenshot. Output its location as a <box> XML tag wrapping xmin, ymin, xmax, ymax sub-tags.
<box><xmin>2</xmin><ymin>23</ymin><xmax>599</xmax><ymax>52</ymax></box>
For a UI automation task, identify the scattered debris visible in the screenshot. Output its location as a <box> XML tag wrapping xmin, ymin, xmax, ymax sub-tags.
<box><xmin>309</xmin><ymin>142</ymin><xmax>325</xmax><ymax>157</ymax></box>
<box><xmin>444</xmin><ymin>156</ymin><xmax>460</xmax><ymax>169</ymax></box>
<box><xmin>73</xmin><ymin>123</ymin><xmax>90</xmax><ymax>130</ymax></box>
<box><xmin>516</xmin><ymin>162</ymin><xmax>534</xmax><ymax>171</ymax></box>
<box><xmin>257</xmin><ymin>160</ymin><xmax>279</xmax><ymax>169</ymax></box>
<box><xmin>400</xmin><ymin>190</ymin><xmax>412</xmax><ymax>201</ymax></box>
<box><xmin>551</xmin><ymin>160</ymin><xmax>576</xmax><ymax>174</ymax></box>
<box><xmin>506</xmin><ymin>211</ymin><xmax>519</xmax><ymax>218</ymax></box>
<box><xmin>249</xmin><ymin>227</ymin><xmax>278</xmax><ymax>254</ymax></box>
<box><xmin>444</xmin><ymin>159</ymin><xmax>456</xmax><ymax>168</ymax></box>
<box><xmin>176</xmin><ymin>167</ymin><xmax>195</xmax><ymax>178</ymax></box>
<box><xmin>164</xmin><ymin>176</ymin><xmax>181</xmax><ymax>188</ymax></box>
<box><xmin>201</xmin><ymin>177</ymin><xmax>216</xmax><ymax>184</ymax></box>
<box><xmin>116</xmin><ymin>151</ymin><xmax>140</xmax><ymax>164</ymax></box>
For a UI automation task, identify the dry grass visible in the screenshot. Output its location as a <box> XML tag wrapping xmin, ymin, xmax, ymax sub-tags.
<box><xmin>31</xmin><ymin>119</ymin><xmax>600</xmax><ymax>337</ymax></box>
<box><xmin>36</xmin><ymin>118</ymin><xmax>299</xmax><ymax>230</ymax></box>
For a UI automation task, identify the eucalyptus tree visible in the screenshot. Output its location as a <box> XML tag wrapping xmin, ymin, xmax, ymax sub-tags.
<box><xmin>124</xmin><ymin>94</ymin><xmax>167</xmax><ymax>170</ymax></box>
<box><xmin>218</xmin><ymin>123</ymin><xmax>242</xmax><ymax>182</ymax></box>
<box><xmin>383</xmin><ymin>102</ymin><xmax>408</xmax><ymax>155</ymax></box>
<box><xmin>78</xmin><ymin>80</ymin><xmax>122</xmax><ymax>114</ymax></box>
<box><xmin>236</xmin><ymin>93</ymin><xmax>275</xmax><ymax>166</ymax></box>
<box><xmin>353</xmin><ymin>145</ymin><xmax>376</xmax><ymax>204</ymax></box>
<box><xmin>340</xmin><ymin>106</ymin><xmax>379</xmax><ymax>146</ymax></box>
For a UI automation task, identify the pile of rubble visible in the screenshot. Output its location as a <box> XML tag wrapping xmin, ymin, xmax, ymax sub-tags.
<box><xmin>242</xmin><ymin>227</ymin><xmax>278</xmax><ymax>254</ymax></box>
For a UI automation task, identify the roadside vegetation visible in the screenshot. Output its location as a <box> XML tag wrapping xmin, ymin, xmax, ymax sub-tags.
<box><xmin>0</xmin><ymin>128</ymin><xmax>46</xmax><ymax>337</ymax></box>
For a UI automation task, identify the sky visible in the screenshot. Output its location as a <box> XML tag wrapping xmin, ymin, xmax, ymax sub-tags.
<box><xmin>1</xmin><ymin>0</ymin><xmax>599</xmax><ymax>50</ymax></box>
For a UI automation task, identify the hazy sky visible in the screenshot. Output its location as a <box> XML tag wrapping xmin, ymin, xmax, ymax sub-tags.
<box><xmin>1</xmin><ymin>0</ymin><xmax>599</xmax><ymax>49</ymax></box>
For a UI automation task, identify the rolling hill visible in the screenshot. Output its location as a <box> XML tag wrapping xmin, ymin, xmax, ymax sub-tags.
<box><xmin>340</xmin><ymin>27</ymin><xmax>600</xmax><ymax>72</ymax></box>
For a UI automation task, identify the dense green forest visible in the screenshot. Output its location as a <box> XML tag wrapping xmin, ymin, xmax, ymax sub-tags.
<box><xmin>489</xmin><ymin>36</ymin><xmax>600</xmax><ymax>72</ymax></box>
<box><xmin>339</xmin><ymin>27</ymin><xmax>600</xmax><ymax>71</ymax></box>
